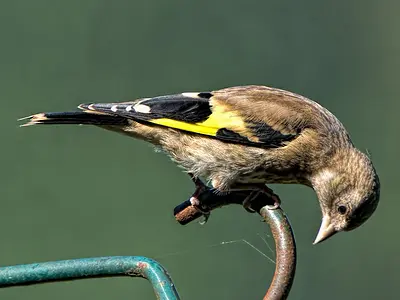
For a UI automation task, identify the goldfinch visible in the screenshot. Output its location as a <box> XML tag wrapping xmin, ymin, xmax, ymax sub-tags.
<box><xmin>20</xmin><ymin>85</ymin><xmax>380</xmax><ymax>244</ymax></box>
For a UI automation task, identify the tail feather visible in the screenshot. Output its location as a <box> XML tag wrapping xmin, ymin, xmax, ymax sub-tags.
<box><xmin>19</xmin><ymin>111</ymin><xmax>129</xmax><ymax>127</ymax></box>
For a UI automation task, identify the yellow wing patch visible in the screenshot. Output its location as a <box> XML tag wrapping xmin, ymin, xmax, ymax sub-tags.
<box><xmin>150</xmin><ymin>100</ymin><xmax>249</xmax><ymax>138</ymax></box>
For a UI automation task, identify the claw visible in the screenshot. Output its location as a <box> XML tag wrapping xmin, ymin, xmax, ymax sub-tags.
<box><xmin>187</xmin><ymin>173</ymin><xmax>212</xmax><ymax>223</ymax></box>
<box><xmin>241</xmin><ymin>185</ymin><xmax>281</xmax><ymax>212</ymax></box>
<box><xmin>189</xmin><ymin>196</ymin><xmax>211</xmax><ymax>224</ymax></box>
<box><xmin>266</xmin><ymin>194</ymin><xmax>281</xmax><ymax>210</ymax></box>
<box><xmin>198</xmin><ymin>212</ymin><xmax>211</xmax><ymax>225</ymax></box>
<box><xmin>242</xmin><ymin>191</ymin><xmax>258</xmax><ymax>213</ymax></box>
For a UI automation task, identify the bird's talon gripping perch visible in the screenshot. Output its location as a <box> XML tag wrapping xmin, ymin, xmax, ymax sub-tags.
<box><xmin>242</xmin><ymin>185</ymin><xmax>280</xmax><ymax>212</ymax></box>
<box><xmin>189</xmin><ymin>196</ymin><xmax>208</xmax><ymax>214</ymax></box>
<box><xmin>198</xmin><ymin>212</ymin><xmax>210</xmax><ymax>225</ymax></box>
<box><xmin>188</xmin><ymin>173</ymin><xmax>211</xmax><ymax>224</ymax></box>
<box><xmin>189</xmin><ymin>196</ymin><xmax>211</xmax><ymax>224</ymax></box>
<box><xmin>266</xmin><ymin>194</ymin><xmax>281</xmax><ymax>210</ymax></box>
<box><xmin>242</xmin><ymin>196</ymin><xmax>257</xmax><ymax>213</ymax></box>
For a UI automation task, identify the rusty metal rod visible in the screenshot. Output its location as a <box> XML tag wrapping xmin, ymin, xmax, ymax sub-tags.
<box><xmin>260</xmin><ymin>207</ymin><xmax>296</xmax><ymax>300</ymax></box>
<box><xmin>174</xmin><ymin>188</ymin><xmax>296</xmax><ymax>300</ymax></box>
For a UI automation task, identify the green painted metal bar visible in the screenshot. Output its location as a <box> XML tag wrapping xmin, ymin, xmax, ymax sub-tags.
<box><xmin>0</xmin><ymin>188</ymin><xmax>295</xmax><ymax>299</ymax></box>
<box><xmin>0</xmin><ymin>256</ymin><xmax>180</xmax><ymax>300</ymax></box>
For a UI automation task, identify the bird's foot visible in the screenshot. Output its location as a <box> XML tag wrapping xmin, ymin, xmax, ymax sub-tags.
<box><xmin>189</xmin><ymin>196</ymin><xmax>211</xmax><ymax>225</ymax></box>
<box><xmin>234</xmin><ymin>184</ymin><xmax>281</xmax><ymax>212</ymax></box>
<box><xmin>265</xmin><ymin>193</ymin><xmax>281</xmax><ymax>210</ymax></box>
<box><xmin>188</xmin><ymin>173</ymin><xmax>211</xmax><ymax>224</ymax></box>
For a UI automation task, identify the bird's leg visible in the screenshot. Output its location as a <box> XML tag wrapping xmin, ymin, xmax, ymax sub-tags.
<box><xmin>188</xmin><ymin>173</ymin><xmax>211</xmax><ymax>223</ymax></box>
<box><xmin>228</xmin><ymin>183</ymin><xmax>281</xmax><ymax>212</ymax></box>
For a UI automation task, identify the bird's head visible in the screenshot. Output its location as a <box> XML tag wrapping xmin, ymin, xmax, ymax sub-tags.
<box><xmin>311</xmin><ymin>148</ymin><xmax>380</xmax><ymax>244</ymax></box>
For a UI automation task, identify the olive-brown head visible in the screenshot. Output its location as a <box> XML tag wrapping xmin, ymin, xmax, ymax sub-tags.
<box><xmin>311</xmin><ymin>148</ymin><xmax>380</xmax><ymax>244</ymax></box>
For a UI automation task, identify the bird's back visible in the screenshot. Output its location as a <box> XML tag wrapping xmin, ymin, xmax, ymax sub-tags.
<box><xmin>213</xmin><ymin>85</ymin><xmax>347</xmax><ymax>135</ymax></box>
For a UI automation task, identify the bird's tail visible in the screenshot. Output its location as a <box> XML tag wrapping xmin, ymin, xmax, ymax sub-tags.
<box><xmin>19</xmin><ymin>111</ymin><xmax>128</xmax><ymax>127</ymax></box>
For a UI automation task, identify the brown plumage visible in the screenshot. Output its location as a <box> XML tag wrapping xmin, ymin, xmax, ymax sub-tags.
<box><xmin>20</xmin><ymin>85</ymin><xmax>380</xmax><ymax>244</ymax></box>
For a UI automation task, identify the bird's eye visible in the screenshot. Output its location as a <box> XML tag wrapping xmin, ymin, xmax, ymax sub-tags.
<box><xmin>337</xmin><ymin>205</ymin><xmax>347</xmax><ymax>215</ymax></box>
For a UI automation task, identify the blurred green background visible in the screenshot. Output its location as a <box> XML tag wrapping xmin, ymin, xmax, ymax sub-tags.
<box><xmin>0</xmin><ymin>0</ymin><xmax>396</xmax><ymax>299</ymax></box>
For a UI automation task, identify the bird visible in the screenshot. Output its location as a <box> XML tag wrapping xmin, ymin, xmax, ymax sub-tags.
<box><xmin>20</xmin><ymin>85</ymin><xmax>380</xmax><ymax>244</ymax></box>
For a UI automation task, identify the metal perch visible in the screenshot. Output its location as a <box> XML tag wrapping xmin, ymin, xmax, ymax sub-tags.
<box><xmin>0</xmin><ymin>256</ymin><xmax>180</xmax><ymax>300</ymax></box>
<box><xmin>0</xmin><ymin>187</ymin><xmax>296</xmax><ymax>299</ymax></box>
<box><xmin>174</xmin><ymin>188</ymin><xmax>296</xmax><ymax>300</ymax></box>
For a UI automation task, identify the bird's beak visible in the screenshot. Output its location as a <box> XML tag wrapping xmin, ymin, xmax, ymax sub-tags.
<box><xmin>313</xmin><ymin>215</ymin><xmax>337</xmax><ymax>244</ymax></box>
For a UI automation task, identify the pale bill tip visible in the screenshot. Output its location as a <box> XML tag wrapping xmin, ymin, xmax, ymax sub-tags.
<box><xmin>313</xmin><ymin>216</ymin><xmax>337</xmax><ymax>245</ymax></box>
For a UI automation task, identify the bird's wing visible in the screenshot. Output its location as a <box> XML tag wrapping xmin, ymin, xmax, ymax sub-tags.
<box><xmin>79</xmin><ymin>87</ymin><xmax>304</xmax><ymax>148</ymax></box>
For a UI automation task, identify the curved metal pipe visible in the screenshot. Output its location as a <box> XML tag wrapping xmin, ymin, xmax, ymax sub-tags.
<box><xmin>0</xmin><ymin>188</ymin><xmax>296</xmax><ymax>299</ymax></box>
<box><xmin>260</xmin><ymin>207</ymin><xmax>296</xmax><ymax>300</ymax></box>
<box><xmin>0</xmin><ymin>256</ymin><xmax>180</xmax><ymax>300</ymax></box>
<box><xmin>174</xmin><ymin>188</ymin><xmax>297</xmax><ymax>299</ymax></box>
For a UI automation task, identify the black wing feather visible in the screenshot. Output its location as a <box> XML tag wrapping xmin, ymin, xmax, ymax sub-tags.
<box><xmin>81</xmin><ymin>92</ymin><xmax>299</xmax><ymax>148</ymax></box>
